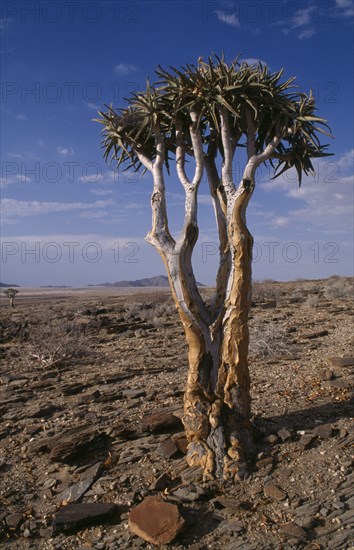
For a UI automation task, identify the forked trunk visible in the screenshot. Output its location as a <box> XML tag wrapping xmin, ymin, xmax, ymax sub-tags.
<box><xmin>181</xmin><ymin>215</ymin><xmax>254</xmax><ymax>481</ymax></box>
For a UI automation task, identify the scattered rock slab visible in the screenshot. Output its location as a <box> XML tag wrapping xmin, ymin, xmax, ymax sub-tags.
<box><xmin>52</xmin><ymin>502</ymin><xmax>119</xmax><ymax>534</ymax></box>
<box><xmin>58</xmin><ymin>462</ymin><xmax>103</xmax><ymax>503</ymax></box>
<box><xmin>129</xmin><ymin>495</ymin><xmax>185</xmax><ymax>545</ymax></box>
<box><xmin>29</xmin><ymin>424</ymin><xmax>111</xmax><ymax>463</ymax></box>
<box><xmin>328</xmin><ymin>357</ymin><xmax>354</xmax><ymax>368</ymax></box>
<box><xmin>122</xmin><ymin>389</ymin><xmax>146</xmax><ymax>399</ymax></box>
<box><xmin>156</xmin><ymin>437</ymin><xmax>179</xmax><ymax>458</ymax></box>
<box><xmin>263</xmin><ymin>481</ymin><xmax>287</xmax><ymax>501</ymax></box>
<box><xmin>281</xmin><ymin>521</ymin><xmax>307</xmax><ymax>541</ymax></box>
<box><xmin>322</xmin><ymin>379</ymin><xmax>352</xmax><ymax>389</ymax></box>
<box><xmin>141</xmin><ymin>410</ymin><xmax>183</xmax><ymax>434</ymax></box>
<box><xmin>149</xmin><ymin>472</ymin><xmax>172</xmax><ymax>491</ymax></box>
<box><xmin>172</xmin><ymin>483</ymin><xmax>206</xmax><ymax>502</ymax></box>
<box><xmin>277</xmin><ymin>428</ymin><xmax>292</xmax><ymax>442</ymax></box>
<box><xmin>302</xmin><ymin>330</ymin><xmax>329</xmax><ymax>339</ymax></box>
<box><xmin>315</xmin><ymin>424</ymin><xmax>333</xmax><ymax>439</ymax></box>
<box><xmin>298</xmin><ymin>433</ymin><xmax>316</xmax><ymax>450</ymax></box>
<box><xmin>219</xmin><ymin>520</ymin><xmax>245</xmax><ymax>534</ymax></box>
<box><xmin>5</xmin><ymin>513</ymin><xmax>23</xmax><ymax>530</ymax></box>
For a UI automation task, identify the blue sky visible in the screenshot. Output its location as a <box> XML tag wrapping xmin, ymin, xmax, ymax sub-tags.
<box><xmin>1</xmin><ymin>0</ymin><xmax>353</xmax><ymax>286</ymax></box>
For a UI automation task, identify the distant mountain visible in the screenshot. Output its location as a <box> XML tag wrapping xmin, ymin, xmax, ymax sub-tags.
<box><xmin>89</xmin><ymin>275</ymin><xmax>204</xmax><ymax>288</ymax></box>
<box><xmin>0</xmin><ymin>282</ymin><xmax>19</xmax><ymax>288</ymax></box>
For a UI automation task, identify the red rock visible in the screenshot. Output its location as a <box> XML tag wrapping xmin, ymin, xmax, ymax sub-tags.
<box><xmin>129</xmin><ymin>495</ymin><xmax>185</xmax><ymax>545</ymax></box>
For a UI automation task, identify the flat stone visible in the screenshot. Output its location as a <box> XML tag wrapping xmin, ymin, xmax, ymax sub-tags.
<box><xmin>298</xmin><ymin>433</ymin><xmax>316</xmax><ymax>450</ymax></box>
<box><xmin>322</xmin><ymin>379</ymin><xmax>352</xmax><ymax>389</ymax></box>
<box><xmin>264</xmin><ymin>482</ymin><xmax>287</xmax><ymax>501</ymax></box>
<box><xmin>328</xmin><ymin>357</ymin><xmax>354</xmax><ymax>368</ymax></box>
<box><xmin>219</xmin><ymin>520</ymin><xmax>245</xmax><ymax>534</ymax></box>
<box><xmin>172</xmin><ymin>433</ymin><xmax>188</xmax><ymax>454</ymax></box>
<box><xmin>302</xmin><ymin>330</ymin><xmax>329</xmax><ymax>339</ymax></box>
<box><xmin>277</xmin><ymin>428</ymin><xmax>292</xmax><ymax>442</ymax></box>
<box><xmin>294</xmin><ymin>502</ymin><xmax>320</xmax><ymax>517</ymax></box>
<box><xmin>58</xmin><ymin>463</ymin><xmax>103</xmax><ymax>503</ymax></box>
<box><xmin>172</xmin><ymin>483</ymin><xmax>206</xmax><ymax>502</ymax></box>
<box><xmin>295</xmin><ymin>515</ymin><xmax>316</xmax><ymax>529</ymax></box>
<box><xmin>259</xmin><ymin>301</ymin><xmax>277</xmax><ymax>309</ymax></box>
<box><xmin>281</xmin><ymin>522</ymin><xmax>307</xmax><ymax>541</ymax></box>
<box><xmin>149</xmin><ymin>472</ymin><xmax>172</xmax><ymax>491</ymax></box>
<box><xmin>52</xmin><ymin>502</ymin><xmax>119</xmax><ymax>534</ymax></box>
<box><xmin>122</xmin><ymin>389</ymin><xmax>146</xmax><ymax>399</ymax></box>
<box><xmin>129</xmin><ymin>495</ymin><xmax>185</xmax><ymax>545</ymax></box>
<box><xmin>141</xmin><ymin>410</ymin><xmax>183</xmax><ymax>434</ymax></box>
<box><xmin>315</xmin><ymin>424</ymin><xmax>333</xmax><ymax>439</ymax></box>
<box><xmin>320</xmin><ymin>368</ymin><xmax>335</xmax><ymax>381</ymax></box>
<box><xmin>156</xmin><ymin>438</ymin><xmax>179</xmax><ymax>458</ymax></box>
<box><xmin>256</xmin><ymin>457</ymin><xmax>273</xmax><ymax>476</ymax></box>
<box><xmin>77</xmin><ymin>389</ymin><xmax>101</xmax><ymax>404</ymax></box>
<box><xmin>5</xmin><ymin>513</ymin><xmax>23</xmax><ymax>529</ymax></box>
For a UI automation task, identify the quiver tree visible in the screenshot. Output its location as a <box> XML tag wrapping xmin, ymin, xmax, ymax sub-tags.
<box><xmin>4</xmin><ymin>288</ymin><xmax>19</xmax><ymax>308</ymax></box>
<box><xmin>96</xmin><ymin>55</ymin><xmax>332</xmax><ymax>481</ymax></box>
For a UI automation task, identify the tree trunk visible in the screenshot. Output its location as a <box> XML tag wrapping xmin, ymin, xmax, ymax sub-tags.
<box><xmin>9</xmin><ymin>297</ymin><xmax>14</xmax><ymax>308</ymax></box>
<box><xmin>181</xmin><ymin>205</ymin><xmax>254</xmax><ymax>481</ymax></box>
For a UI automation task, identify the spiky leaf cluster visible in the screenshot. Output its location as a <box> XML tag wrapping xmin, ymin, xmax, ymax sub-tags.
<box><xmin>95</xmin><ymin>54</ymin><xmax>332</xmax><ymax>184</ymax></box>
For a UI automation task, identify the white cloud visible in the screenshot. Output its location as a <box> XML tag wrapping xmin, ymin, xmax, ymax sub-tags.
<box><xmin>336</xmin><ymin>0</ymin><xmax>354</xmax><ymax>17</ymax></box>
<box><xmin>216</xmin><ymin>10</ymin><xmax>240</xmax><ymax>27</ymax></box>
<box><xmin>337</xmin><ymin>148</ymin><xmax>354</xmax><ymax>170</ymax></box>
<box><xmin>85</xmin><ymin>101</ymin><xmax>101</xmax><ymax>111</ymax></box>
<box><xmin>260</xmin><ymin>151</ymin><xmax>354</xmax><ymax>234</ymax></box>
<box><xmin>80</xmin><ymin>171</ymin><xmax>120</xmax><ymax>185</ymax></box>
<box><xmin>271</xmin><ymin>216</ymin><xmax>290</xmax><ymax>228</ymax></box>
<box><xmin>79</xmin><ymin>211</ymin><xmax>109</xmax><ymax>220</ymax></box>
<box><xmin>292</xmin><ymin>6</ymin><xmax>316</xmax><ymax>28</ymax></box>
<box><xmin>16</xmin><ymin>114</ymin><xmax>28</xmax><ymax>121</ymax></box>
<box><xmin>0</xmin><ymin>174</ymin><xmax>31</xmax><ymax>187</ymax></box>
<box><xmin>0</xmin><ymin>199</ymin><xmax>113</xmax><ymax>222</ymax></box>
<box><xmin>241</xmin><ymin>58</ymin><xmax>267</xmax><ymax>66</ymax></box>
<box><xmin>57</xmin><ymin>146</ymin><xmax>75</xmax><ymax>157</ymax></box>
<box><xmin>114</xmin><ymin>63</ymin><xmax>138</xmax><ymax>76</ymax></box>
<box><xmin>90</xmin><ymin>188</ymin><xmax>114</xmax><ymax>196</ymax></box>
<box><xmin>298</xmin><ymin>28</ymin><xmax>317</xmax><ymax>40</ymax></box>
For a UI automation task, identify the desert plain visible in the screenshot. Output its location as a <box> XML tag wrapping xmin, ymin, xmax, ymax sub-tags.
<box><xmin>0</xmin><ymin>276</ymin><xmax>353</xmax><ymax>549</ymax></box>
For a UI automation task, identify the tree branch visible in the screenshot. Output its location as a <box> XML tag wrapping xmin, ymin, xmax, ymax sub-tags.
<box><xmin>136</xmin><ymin>150</ymin><xmax>153</xmax><ymax>172</ymax></box>
<box><xmin>219</xmin><ymin>107</ymin><xmax>237</xmax><ymax>198</ymax></box>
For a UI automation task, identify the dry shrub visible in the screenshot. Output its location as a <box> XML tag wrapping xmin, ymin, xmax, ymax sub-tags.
<box><xmin>250</xmin><ymin>322</ymin><xmax>294</xmax><ymax>359</ymax></box>
<box><xmin>252</xmin><ymin>280</ymin><xmax>279</xmax><ymax>303</ymax></box>
<box><xmin>322</xmin><ymin>276</ymin><xmax>354</xmax><ymax>300</ymax></box>
<box><xmin>27</xmin><ymin>316</ymin><xmax>88</xmax><ymax>370</ymax></box>
<box><xmin>125</xmin><ymin>299</ymin><xmax>176</xmax><ymax>322</ymax></box>
<box><xmin>303</xmin><ymin>294</ymin><xmax>321</xmax><ymax>308</ymax></box>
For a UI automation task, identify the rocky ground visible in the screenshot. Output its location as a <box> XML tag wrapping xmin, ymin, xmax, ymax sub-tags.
<box><xmin>0</xmin><ymin>276</ymin><xmax>353</xmax><ymax>550</ymax></box>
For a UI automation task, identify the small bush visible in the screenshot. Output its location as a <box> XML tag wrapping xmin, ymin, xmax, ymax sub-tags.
<box><xmin>250</xmin><ymin>322</ymin><xmax>294</xmax><ymax>359</ymax></box>
<box><xmin>27</xmin><ymin>317</ymin><xmax>88</xmax><ymax>370</ymax></box>
<box><xmin>252</xmin><ymin>280</ymin><xmax>279</xmax><ymax>303</ymax></box>
<box><xmin>322</xmin><ymin>277</ymin><xmax>354</xmax><ymax>300</ymax></box>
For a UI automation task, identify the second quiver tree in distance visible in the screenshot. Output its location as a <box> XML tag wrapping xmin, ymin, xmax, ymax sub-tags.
<box><xmin>96</xmin><ymin>55</ymin><xmax>333</xmax><ymax>482</ymax></box>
